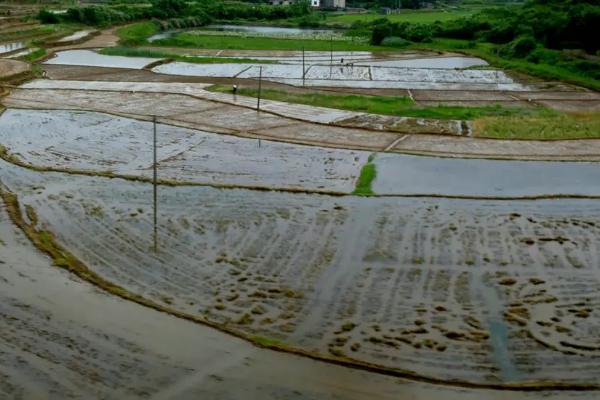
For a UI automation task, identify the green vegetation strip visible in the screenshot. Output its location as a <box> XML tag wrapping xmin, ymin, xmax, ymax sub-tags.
<box><xmin>152</xmin><ymin>32</ymin><xmax>390</xmax><ymax>52</ymax></box>
<box><xmin>208</xmin><ymin>85</ymin><xmax>600</xmax><ymax>140</ymax></box>
<box><xmin>16</xmin><ymin>48</ymin><xmax>46</xmax><ymax>63</ymax></box>
<box><xmin>353</xmin><ymin>154</ymin><xmax>377</xmax><ymax>196</ymax></box>
<box><xmin>208</xmin><ymin>84</ymin><xmax>544</xmax><ymax>121</ymax></box>
<box><xmin>115</xmin><ymin>21</ymin><xmax>159</xmax><ymax>46</ymax></box>
<box><xmin>474</xmin><ymin>112</ymin><xmax>600</xmax><ymax>141</ymax></box>
<box><xmin>325</xmin><ymin>10</ymin><xmax>475</xmax><ymax>26</ymax></box>
<box><xmin>0</xmin><ymin>25</ymin><xmax>74</xmax><ymax>43</ymax></box>
<box><xmin>100</xmin><ymin>46</ymin><xmax>277</xmax><ymax>64</ymax></box>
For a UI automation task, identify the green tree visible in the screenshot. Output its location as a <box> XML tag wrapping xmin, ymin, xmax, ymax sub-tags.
<box><xmin>152</xmin><ymin>0</ymin><xmax>187</xmax><ymax>18</ymax></box>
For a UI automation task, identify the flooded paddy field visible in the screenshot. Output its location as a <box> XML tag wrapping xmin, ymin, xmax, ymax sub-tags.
<box><xmin>355</xmin><ymin>56</ymin><xmax>488</xmax><ymax>69</ymax></box>
<box><xmin>0</xmin><ymin>109</ymin><xmax>368</xmax><ymax>192</ymax></box>
<box><xmin>372</xmin><ymin>153</ymin><xmax>600</xmax><ymax>197</ymax></box>
<box><xmin>4</xmin><ymin>195</ymin><xmax>520</xmax><ymax>400</ymax></box>
<box><xmin>2</xmin><ymin>33</ymin><xmax>600</xmax><ymax>398</ymax></box>
<box><xmin>1</xmin><ymin>85</ymin><xmax>403</xmax><ymax>151</ymax></box>
<box><xmin>0</xmin><ymin>41</ymin><xmax>25</xmax><ymax>55</ymax></box>
<box><xmin>35</xmin><ymin>63</ymin><xmax>600</xmax><ymax>113</ymax></box>
<box><xmin>3</xmin><ymin>202</ymin><xmax>595</xmax><ymax>400</ymax></box>
<box><xmin>1</xmin><ymin>160</ymin><xmax>599</xmax><ymax>387</ymax></box>
<box><xmin>44</xmin><ymin>49</ymin><xmax>160</xmax><ymax>70</ymax></box>
<box><xmin>152</xmin><ymin>59</ymin><xmax>528</xmax><ymax>91</ymax></box>
<box><xmin>1</xmin><ymin>108</ymin><xmax>599</xmax><ymax>197</ymax></box>
<box><xmin>4</xmin><ymin>82</ymin><xmax>600</xmax><ymax>160</ymax></box>
<box><xmin>35</xmin><ymin>51</ymin><xmax>599</xmax><ymax>111</ymax></box>
<box><xmin>140</xmin><ymin>47</ymin><xmax>445</xmax><ymax>64</ymax></box>
<box><xmin>4</xmin><ymin>48</ymin><xmax>35</xmax><ymax>59</ymax></box>
<box><xmin>56</xmin><ymin>30</ymin><xmax>92</xmax><ymax>43</ymax></box>
<box><xmin>42</xmin><ymin>50</ymin><xmax>527</xmax><ymax>91</ymax></box>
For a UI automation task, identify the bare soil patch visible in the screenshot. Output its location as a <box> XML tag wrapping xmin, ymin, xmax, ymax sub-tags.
<box><xmin>0</xmin><ymin>58</ymin><xmax>29</xmax><ymax>79</ymax></box>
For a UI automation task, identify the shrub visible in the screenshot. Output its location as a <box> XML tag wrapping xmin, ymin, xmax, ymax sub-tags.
<box><xmin>61</xmin><ymin>6</ymin><xmax>139</xmax><ymax>26</ymax></box>
<box><xmin>370</xmin><ymin>20</ymin><xmax>393</xmax><ymax>45</ymax></box>
<box><xmin>381</xmin><ymin>36</ymin><xmax>411</xmax><ymax>47</ymax></box>
<box><xmin>151</xmin><ymin>0</ymin><xmax>186</xmax><ymax>19</ymax></box>
<box><xmin>404</xmin><ymin>24</ymin><xmax>432</xmax><ymax>42</ymax></box>
<box><xmin>298</xmin><ymin>14</ymin><xmax>321</xmax><ymax>28</ymax></box>
<box><xmin>440</xmin><ymin>18</ymin><xmax>490</xmax><ymax>40</ymax></box>
<box><xmin>38</xmin><ymin>9</ymin><xmax>59</xmax><ymax>24</ymax></box>
<box><xmin>526</xmin><ymin>47</ymin><xmax>560</xmax><ymax>64</ymax></box>
<box><xmin>500</xmin><ymin>35</ymin><xmax>538</xmax><ymax>58</ymax></box>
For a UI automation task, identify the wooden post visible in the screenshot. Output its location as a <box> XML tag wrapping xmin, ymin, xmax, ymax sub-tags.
<box><xmin>153</xmin><ymin>115</ymin><xmax>158</xmax><ymax>253</ymax></box>
<box><xmin>257</xmin><ymin>66</ymin><xmax>263</xmax><ymax>111</ymax></box>
<box><xmin>302</xmin><ymin>46</ymin><xmax>305</xmax><ymax>86</ymax></box>
<box><xmin>330</xmin><ymin>35</ymin><xmax>333</xmax><ymax>65</ymax></box>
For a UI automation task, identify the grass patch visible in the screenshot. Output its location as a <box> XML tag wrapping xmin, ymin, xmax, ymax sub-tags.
<box><xmin>393</xmin><ymin>104</ymin><xmax>535</xmax><ymax>120</ymax></box>
<box><xmin>326</xmin><ymin>10</ymin><xmax>475</xmax><ymax>26</ymax></box>
<box><xmin>252</xmin><ymin>335</ymin><xmax>286</xmax><ymax>347</ymax></box>
<box><xmin>475</xmin><ymin>111</ymin><xmax>600</xmax><ymax>140</ymax></box>
<box><xmin>353</xmin><ymin>154</ymin><xmax>377</xmax><ymax>196</ymax></box>
<box><xmin>0</xmin><ymin>25</ymin><xmax>64</xmax><ymax>43</ymax></box>
<box><xmin>153</xmin><ymin>32</ymin><xmax>390</xmax><ymax>52</ymax></box>
<box><xmin>207</xmin><ymin>84</ymin><xmax>539</xmax><ymax>120</ymax></box>
<box><xmin>99</xmin><ymin>46</ymin><xmax>277</xmax><ymax>64</ymax></box>
<box><xmin>116</xmin><ymin>21</ymin><xmax>159</xmax><ymax>46</ymax></box>
<box><xmin>16</xmin><ymin>48</ymin><xmax>46</xmax><ymax>62</ymax></box>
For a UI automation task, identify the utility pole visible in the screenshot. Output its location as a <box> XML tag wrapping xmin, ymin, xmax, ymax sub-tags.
<box><xmin>330</xmin><ymin>34</ymin><xmax>334</xmax><ymax>79</ymax></box>
<box><xmin>330</xmin><ymin>34</ymin><xmax>333</xmax><ymax>65</ymax></box>
<box><xmin>302</xmin><ymin>46</ymin><xmax>305</xmax><ymax>86</ymax></box>
<box><xmin>256</xmin><ymin>66</ymin><xmax>263</xmax><ymax>111</ymax></box>
<box><xmin>153</xmin><ymin>115</ymin><xmax>158</xmax><ymax>253</ymax></box>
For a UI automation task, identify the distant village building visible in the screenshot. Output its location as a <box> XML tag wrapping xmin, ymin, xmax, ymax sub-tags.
<box><xmin>379</xmin><ymin>7</ymin><xmax>401</xmax><ymax>15</ymax></box>
<box><xmin>271</xmin><ymin>0</ymin><xmax>325</xmax><ymax>7</ymax></box>
<box><xmin>321</xmin><ymin>0</ymin><xmax>346</xmax><ymax>8</ymax></box>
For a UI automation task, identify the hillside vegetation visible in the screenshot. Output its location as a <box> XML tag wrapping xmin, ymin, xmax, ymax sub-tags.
<box><xmin>363</xmin><ymin>0</ymin><xmax>600</xmax><ymax>89</ymax></box>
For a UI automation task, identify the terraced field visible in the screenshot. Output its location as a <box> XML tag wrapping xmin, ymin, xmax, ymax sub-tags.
<box><xmin>1</xmin><ymin>158</ymin><xmax>599</xmax><ymax>387</ymax></box>
<box><xmin>0</xmin><ymin>109</ymin><xmax>368</xmax><ymax>193</ymax></box>
<box><xmin>1</xmin><ymin>33</ymin><xmax>600</xmax><ymax>399</ymax></box>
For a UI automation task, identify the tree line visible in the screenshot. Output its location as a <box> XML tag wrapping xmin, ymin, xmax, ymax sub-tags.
<box><xmin>39</xmin><ymin>0</ymin><xmax>313</xmax><ymax>26</ymax></box>
<box><xmin>366</xmin><ymin>0</ymin><xmax>599</xmax><ymax>80</ymax></box>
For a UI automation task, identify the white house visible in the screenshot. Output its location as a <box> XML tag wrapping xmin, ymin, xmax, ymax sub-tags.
<box><xmin>271</xmin><ymin>0</ymin><xmax>326</xmax><ymax>8</ymax></box>
<box><xmin>321</xmin><ymin>0</ymin><xmax>345</xmax><ymax>9</ymax></box>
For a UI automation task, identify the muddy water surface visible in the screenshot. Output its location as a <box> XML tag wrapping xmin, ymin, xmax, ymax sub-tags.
<box><xmin>359</xmin><ymin>56</ymin><xmax>488</xmax><ymax>69</ymax></box>
<box><xmin>372</xmin><ymin>153</ymin><xmax>600</xmax><ymax>197</ymax></box>
<box><xmin>45</xmin><ymin>49</ymin><xmax>161</xmax><ymax>69</ymax></box>
<box><xmin>0</xmin><ymin>109</ymin><xmax>368</xmax><ymax>192</ymax></box>
<box><xmin>57</xmin><ymin>30</ymin><xmax>91</xmax><ymax>42</ymax></box>
<box><xmin>0</xmin><ymin>41</ymin><xmax>25</xmax><ymax>54</ymax></box>
<box><xmin>1</xmin><ymin>159</ymin><xmax>599</xmax><ymax>386</ymax></box>
<box><xmin>4</xmin><ymin>196</ymin><xmax>530</xmax><ymax>400</ymax></box>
